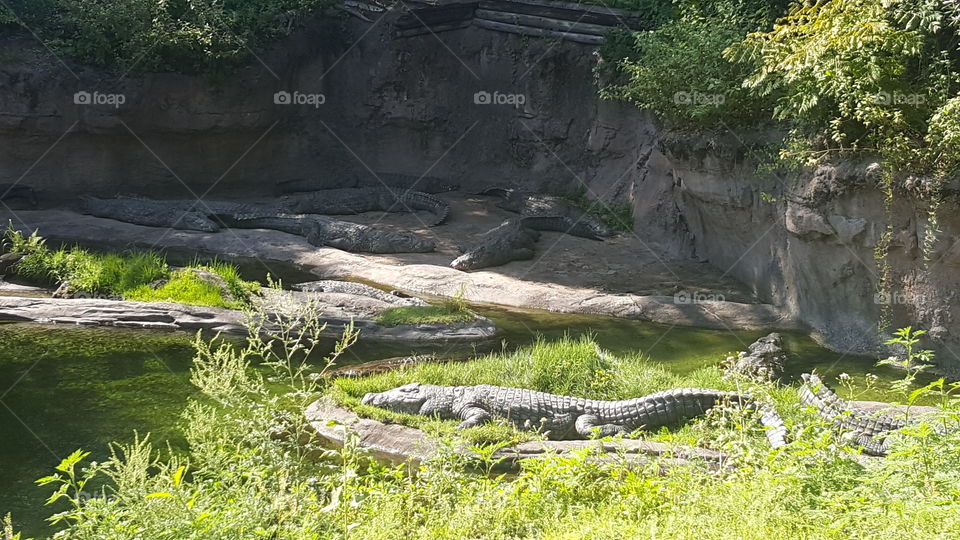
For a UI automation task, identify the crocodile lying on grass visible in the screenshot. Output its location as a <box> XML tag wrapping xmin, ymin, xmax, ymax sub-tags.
<box><xmin>450</xmin><ymin>218</ymin><xmax>541</xmax><ymax>271</ymax></box>
<box><xmin>800</xmin><ymin>373</ymin><xmax>953</xmax><ymax>456</ymax></box>
<box><xmin>362</xmin><ymin>383</ymin><xmax>788</xmax><ymax>447</ymax></box>
<box><xmin>479</xmin><ymin>187</ymin><xmax>612</xmax><ymax>239</ymax></box>
<box><xmin>276</xmin><ymin>173</ymin><xmax>458</xmax><ymax>195</ymax></box>
<box><xmin>80</xmin><ymin>196</ymin><xmax>434</xmax><ymax>253</ymax></box>
<box><xmin>279</xmin><ymin>187</ymin><xmax>449</xmax><ymax>226</ymax></box>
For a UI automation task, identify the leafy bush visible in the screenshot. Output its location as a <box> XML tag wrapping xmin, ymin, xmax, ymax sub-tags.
<box><xmin>1</xmin><ymin>0</ymin><xmax>335</xmax><ymax>73</ymax></box>
<box><xmin>600</xmin><ymin>0</ymin><xmax>786</xmax><ymax>128</ymax></box>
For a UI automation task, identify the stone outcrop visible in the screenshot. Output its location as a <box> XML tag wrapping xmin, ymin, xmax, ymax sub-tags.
<box><xmin>725</xmin><ymin>332</ymin><xmax>787</xmax><ymax>382</ymax></box>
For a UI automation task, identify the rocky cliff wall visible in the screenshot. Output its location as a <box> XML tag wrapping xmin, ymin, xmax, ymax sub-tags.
<box><xmin>1</xmin><ymin>13</ymin><xmax>957</xmax><ymax>369</ymax></box>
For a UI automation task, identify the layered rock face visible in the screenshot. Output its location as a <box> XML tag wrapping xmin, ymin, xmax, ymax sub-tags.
<box><xmin>1</xmin><ymin>14</ymin><xmax>957</xmax><ymax>367</ymax></box>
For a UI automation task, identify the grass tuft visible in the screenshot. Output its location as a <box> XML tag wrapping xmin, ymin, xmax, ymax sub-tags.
<box><xmin>375</xmin><ymin>305</ymin><xmax>476</xmax><ymax>327</ymax></box>
<box><xmin>4</xmin><ymin>226</ymin><xmax>257</xmax><ymax>308</ymax></box>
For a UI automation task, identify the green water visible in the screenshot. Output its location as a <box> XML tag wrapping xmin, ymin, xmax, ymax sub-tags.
<box><xmin>0</xmin><ymin>310</ymin><xmax>930</xmax><ymax>536</ymax></box>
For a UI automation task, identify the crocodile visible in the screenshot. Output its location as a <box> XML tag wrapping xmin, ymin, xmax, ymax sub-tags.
<box><xmin>799</xmin><ymin>373</ymin><xmax>952</xmax><ymax>456</ymax></box>
<box><xmin>362</xmin><ymin>383</ymin><xmax>788</xmax><ymax>447</ymax></box>
<box><xmin>80</xmin><ymin>196</ymin><xmax>435</xmax><ymax>254</ymax></box>
<box><xmin>276</xmin><ymin>172</ymin><xmax>458</xmax><ymax>195</ymax></box>
<box><xmin>218</xmin><ymin>212</ymin><xmax>435</xmax><ymax>253</ymax></box>
<box><xmin>450</xmin><ymin>218</ymin><xmax>540</xmax><ymax>271</ymax></box>
<box><xmin>80</xmin><ymin>196</ymin><xmax>222</xmax><ymax>232</ymax></box>
<box><xmin>279</xmin><ymin>187</ymin><xmax>449</xmax><ymax>226</ymax></box>
<box><xmin>292</xmin><ymin>280</ymin><xmax>428</xmax><ymax>306</ymax></box>
<box><xmin>0</xmin><ymin>184</ymin><xmax>38</xmax><ymax>207</ymax></box>
<box><xmin>479</xmin><ymin>187</ymin><xmax>613</xmax><ymax>239</ymax></box>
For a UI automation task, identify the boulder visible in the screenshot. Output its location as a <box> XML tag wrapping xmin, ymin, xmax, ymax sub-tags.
<box><xmin>785</xmin><ymin>202</ymin><xmax>833</xmax><ymax>239</ymax></box>
<box><xmin>725</xmin><ymin>332</ymin><xmax>787</xmax><ymax>382</ymax></box>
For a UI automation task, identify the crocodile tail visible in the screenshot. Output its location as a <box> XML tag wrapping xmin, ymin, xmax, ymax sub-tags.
<box><xmin>396</xmin><ymin>190</ymin><xmax>449</xmax><ymax>226</ymax></box>
<box><xmin>520</xmin><ymin>215</ymin><xmax>604</xmax><ymax>241</ymax></box>
<box><xmin>753</xmin><ymin>400</ymin><xmax>789</xmax><ymax>449</ymax></box>
<box><xmin>477</xmin><ymin>186</ymin><xmax>513</xmax><ymax>198</ymax></box>
<box><xmin>800</xmin><ymin>373</ymin><xmax>848</xmax><ymax>412</ymax></box>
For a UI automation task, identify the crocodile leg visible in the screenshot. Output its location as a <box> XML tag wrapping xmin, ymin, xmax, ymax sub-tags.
<box><xmin>575</xmin><ymin>415</ymin><xmax>628</xmax><ymax>438</ymax></box>
<box><xmin>457</xmin><ymin>407</ymin><xmax>493</xmax><ymax>429</ymax></box>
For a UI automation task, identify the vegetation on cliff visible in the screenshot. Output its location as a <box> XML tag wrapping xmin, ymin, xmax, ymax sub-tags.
<box><xmin>603</xmin><ymin>0</ymin><xmax>960</xmax><ymax>179</ymax></box>
<box><xmin>0</xmin><ymin>0</ymin><xmax>336</xmax><ymax>73</ymax></box>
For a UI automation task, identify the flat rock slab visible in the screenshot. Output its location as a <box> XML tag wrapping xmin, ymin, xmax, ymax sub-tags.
<box><xmin>1</xmin><ymin>210</ymin><xmax>799</xmax><ymax>332</ymax></box>
<box><xmin>305</xmin><ymin>398</ymin><xmax>729</xmax><ymax>473</ymax></box>
<box><xmin>0</xmin><ymin>296</ymin><xmax>246</xmax><ymax>333</ymax></box>
<box><xmin>0</xmin><ymin>295</ymin><xmax>497</xmax><ymax>342</ymax></box>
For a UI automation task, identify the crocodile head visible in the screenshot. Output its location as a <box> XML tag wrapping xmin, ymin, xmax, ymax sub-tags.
<box><xmin>361</xmin><ymin>382</ymin><xmax>436</xmax><ymax>414</ymax></box>
<box><xmin>450</xmin><ymin>251</ymin><xmax>481</xmax><ymax>271</ymax></box>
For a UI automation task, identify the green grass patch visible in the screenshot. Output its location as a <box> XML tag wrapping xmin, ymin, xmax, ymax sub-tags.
<box><xmin>3</xmin><ymin>225</ymin><xmax>258</xmax><ymax>308</ymax></box>
<box><xmin>125</xmin><ymin>269</ymin><xmax>239</xmax><ymax>309</ymax></box>
<box><xmin>374</xmin><ymin>305</ymin><xmax>476</xmax><ymax>327</ymax></box>
<box><xmin>330</xmin><ymin>335</ymin><xmax>803</xmax><ymax>446</ymax></box>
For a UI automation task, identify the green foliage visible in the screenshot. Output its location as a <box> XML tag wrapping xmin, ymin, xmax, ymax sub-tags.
<box><xmin>2</xmin><ymin>223</ymin><xmax>46</xmax><ymax>255</ymax></box>
<box><xmin>1</xmin><ymin>0</ymin><xmax>334</xmax><ymax>73</ymax></box>
<box><xmin>724</xmin><ymin>0</ymin><xmax>960</xmax><ymax>176</ymax></box>
<box><xmin>125</xmin><ymin>269</ymin><xmax>236</xmax><ymax>308</ymax></box>
<box><xmin>558</xmin><ymin>187</ymin><xmax>634</xmax><ymax>232</ymax></box>
<box><xmin>4</xmin><ymin>226</ymin><xmax>257</xmax><ymax>307</ymax></box>
<box><xmin>196</xmin><ymin>259</ymin><xmax>261</xmax><ymax>303</ymax></box>
<box><xmin>375</xmin><ymin>305</ymin><xmax>476</xmax><ymax>327</ymax></box>
<box><xmin>27</xmin><ymin>325</ymin><xmax>960</xmax><ymax>539</ymax></box>
<box><xmin>600</xmin><ymin>0</ymin><xmax>784</xmax><ymax>128</ymax></box>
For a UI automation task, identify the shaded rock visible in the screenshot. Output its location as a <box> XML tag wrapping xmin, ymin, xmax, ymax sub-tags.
<box><xmin>0</xmin><ymin>252</ymin><xmax>23</xmax><ymax>275</ymax></box>
<box><xmin>52</xmin><ymin>281</ymin><xmax>75</xmax><ymax>299</ymax></box>
<box><xmin>0</xmin><ymin>296</ymin><xmax>246</xmax><ymax>333</ymax></box>
<box><xmin>725</xmin><ymin>332</ymin><xmax>787</xmax><ymax>382</ymax></box>
<box><xmin>785</xmin><ymin>203</ymin><xmax>833</xmax><ymax>239</ymax></box>
<box><xmin>827</xmin><ymin>215</ymin><xmax>867</xmax><ymax>245</ymax></box>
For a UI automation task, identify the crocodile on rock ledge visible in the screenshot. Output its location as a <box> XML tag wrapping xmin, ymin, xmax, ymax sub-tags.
<box><xmin>450</xmin><ymin>218</ymin><xmax>541</xmax><ymax>271</ymax></box>
<box><xmin>79</xmin><ymin>196</ymin><xmax>434</xmax><ymax>253</ymax></box>
<box><xmin>479</xmin><ymin>187</ymin><xmax>613</xmax><ymax>239</ymax></box>
<box><xmin>279</xmin><ymin>187</ymin><xmax>449</xmax><ymax>226</ymax></box>
<box><xmin>362</xmin><ymin>383</ymin><xmax>788</xmax><ymax>447</ymax></box>
<box><xmin>276</xmin><ymin>172</ymin><xmax>459</xmax><ymax>195</ymax></box>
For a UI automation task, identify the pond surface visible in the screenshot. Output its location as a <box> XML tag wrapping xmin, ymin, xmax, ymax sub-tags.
<box><xmin>0</xmin><ymin>308</ymin><xmax>924</xmax><ymax>537</ymax></box>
